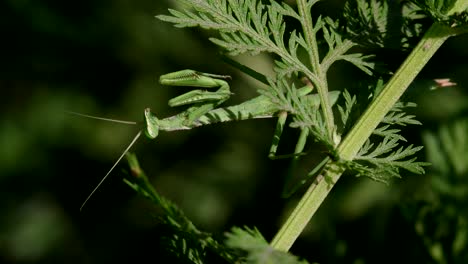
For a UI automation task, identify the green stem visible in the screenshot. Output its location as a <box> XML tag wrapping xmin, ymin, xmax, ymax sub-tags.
<box><xmin>297</xmin><ymin>0</ymin><xmax>334</xmax><ymax>139</ymax></box>
<box><xmin>270</xmin><ymin>22</ymin><xmax>458</xmax><ymax>252</ymax></box>
<box><xmin>271</xmin><ymin>161</ymin><xmax>343</xmax><ymax>250</ymax></box>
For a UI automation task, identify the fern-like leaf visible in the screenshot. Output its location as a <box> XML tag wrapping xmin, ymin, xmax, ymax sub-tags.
<box><xmin>158</xmin><ymin>0</ymin><xmax>376</xmax><ymax>86</ymax></box>
<box><xmin>225</xmin><ymin>226</ymin><xmax>309</xmax><ymax>264</ymax></box>
<box><xmin>343</xmin><ymin>0</ymin><xmax>390</xmax><ymax>48</ymax></box>
<box><xmin>338</xmin><ymin>79</ymin><xmax>429</xmax><ymax>183</ymax></box>
<box><xmin>346</xmin><ymin>138</ymin><xmax>427</xmax><ymax>182</ymax></box>
<box><xmin>158</xmin><ymin>0</ymin><xmax>310</xmax><ymax>78</ymax></box>
<box><xmin>424</xmin><ymin>119</ymin><xmax>468</xmax><ymax>177</ymax></box>
<box><xmin>350</xmin><ymin>129</ymin><xmax>429</xmax><ymax>183</ymax></box>
<box><xmin>382</xmin><ymin>102</ymin><xmax>421</xmax><ymax>125</ymax></box>
<box><xmin>337</xmin><ymin>89</ymin><xmax>357</xmax><ymax>133</ymax></box>
<box><xmin>411</xmin><ymin>0</ymin><xmax>468</xmax><ymax>26</ymax></box>
<box><xmin>124</xmin><ymin>153</ymin><xmax>237</xmax><ymax>263</ymax></box>
<box><xmin>343</xmin><ymin>0</ymin><xmax>430</xmax><ymax>50</ymax></box>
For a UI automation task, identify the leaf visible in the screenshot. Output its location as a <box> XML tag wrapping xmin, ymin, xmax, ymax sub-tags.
<box><xmin>338</xmin><ymin>79</ymin><xmax>429</xmax><ymax>183</ymax></box>
<box><xmin>124</xmin><ymin>153</ymin><xmax>238</xmax><ymax>263</ymax></box>
<box><xmin>337</xmin><ymin>89</ymin><xmax>356</xmax><ymax>132</ymax></box>
<box><xmin>424</xmin><ymin>119</ymin><xmax>468</xmax><ymax>177</ymax></box>
<box><xmin>422</xmin><ymin>118</ymin><xmax>468</xmax><ymax>199</ymax></box>
<box><xmin>343</xmin><ymin>0</ymin><xmax>390</xmax><ymax>47</ymax></box>
<box><xmin>225</xmin><ymin>227</ymin><xmax>309</xmax><ymax>264</ymax></box>
<box><xmin>343</xmin><ymin>0</ymin><xmax>429</xmax><ymax>49</ymax></box>
<box><xmin>351</xmin><ymin>134</ymin><xmax>429</xmax><ymax>183</ymax></box>
<box><xmin>411</xmin><ymin>0</ymin><xmax>468</xmax><ymax>26</ymax></box>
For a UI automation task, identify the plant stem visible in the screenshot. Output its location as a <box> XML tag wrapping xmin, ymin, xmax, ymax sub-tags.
<box><xmin>270</xmin><ymin>22</ymin><xmax>458</xmax><ymax>252</ymax></box>
<box><xmin>270</xmin><ymin>161</ymin><xmax>343</xmax><ymax>251</ymax></box>
<box><xmin>297</xmin><ymin>0</ymin><xmax>334</xmax><ymax>139</ymax></box>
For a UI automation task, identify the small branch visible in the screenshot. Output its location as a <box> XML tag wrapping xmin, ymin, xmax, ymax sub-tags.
<box><xmin>297</xmin><ymin>0</ymin><xmax>335</xmax><ymax>139</ymax></box>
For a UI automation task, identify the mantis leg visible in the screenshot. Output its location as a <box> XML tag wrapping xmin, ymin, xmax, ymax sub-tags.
<box><xmin>268</xmin><ymin>111</ymin><xmax>308</xmax><ymax>160</ymax></box>
<box><xmin>267</xmin><ymin>112</ymin><xmax>307</xmax><ymax>196</ymax></box>
<box><xmin>277</xmin><ymin>128</ymin><xmax>329</xmax><ymax>198</ymax></box>
<box><xmin>279</xmin><ymin>128</ymin><xmax>310</xmax><ymax>198</ymax></box>
<box><xmin>268</xmin><ymin>111</ymin><xmax>288</xmax><ymax>159</ymax></box>
<box><xmin>267</xmin><ymin>112</ymin><xmax>329</xmax><ymax>198</ymax></box>
<box><xmin>160</xmin><ymin>70</ymin><xmax>232</xmax><ymax>125</ymax></box>
<box><xmin>168</xmin><ymin>89</ymin><xmax>231</xmax><ymax>124</ymax></box>
<box><xmin>281</xmin><ymin>156</ymin><xmax>330</xmax><ymax>198</ymax></box>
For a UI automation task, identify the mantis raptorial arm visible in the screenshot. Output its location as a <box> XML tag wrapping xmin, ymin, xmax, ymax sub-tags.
<box><xmin>79</xmin><ymin>69</ymin><xmax>340</xmax><ymax>209</ymax></box>
<box><xmin>160</xmin><ymin>70</ymin><xmax>232</xmax><ymax>125</ymax></box>
<box><xmin>266</xmin><ymin>91</ymin><xmax>338</xmax><ymax>197</ymax></box>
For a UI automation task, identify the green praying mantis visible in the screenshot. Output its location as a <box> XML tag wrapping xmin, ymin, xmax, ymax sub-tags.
<box><xmin>76</xmin><ymin>69</ymin><xmax>340</xmax><ymax>210</ymax></box>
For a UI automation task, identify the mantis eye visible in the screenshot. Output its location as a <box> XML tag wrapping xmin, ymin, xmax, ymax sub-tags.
<box><xmin>144</xmin><ymin>108</ymin><xmax>159</xmax><ymax>139</ymax></box>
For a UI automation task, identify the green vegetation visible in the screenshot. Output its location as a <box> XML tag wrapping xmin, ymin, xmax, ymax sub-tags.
<box><xmin>1</xmin><ymin>0</ymin><xmax>467</xmax><ymax>263</ymax></box>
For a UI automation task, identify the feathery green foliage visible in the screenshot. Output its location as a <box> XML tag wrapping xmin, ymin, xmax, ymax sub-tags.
<box><xmin>157</xmin><ymin>0</ymin><xmax>431</xmax><ymax>183</ymax></box>
<box><xmin>140</xmin><ymin>0</ymin><xmax>468</xmax><ymax>260</ymax></box>
<box><xmin>400</xmin><ymin>119</ymin><xmax>468</xmax><ymax>263</ymax></box>
<box><xmin>157</xmin><ymin>0</ymin><xmax>375</xmax><ymax>144</ymax></box>
<box><xmin>423</xmin><ymin>119</ymin><xmax>468</xmax><ymax>195</ymax></box>
<box><xmin>412</xmin><ymin>0</ymin><xmax>468</xmax><ymax>25</ymax></box>
<box><xmin>124</xmin><ymin>153</ymin><xmax>237</xmax><ymax>263</ymax></box>
<box><xmin>124</xmin><ymin>153</ymin><xmax>310</xmax><ymax>263</ymax></box>
<box><xmin>343</xmin><ymin>0</ymin><xmax>426</xmax><ymax>49</ymax></box>
<box><xmin>335</xmin><ymin>79</ymin><xmax>429</xmax><ymax>183</ymax></box>
<box><xmin>225</xmin><ymin>227</ymin><xmax>309</xmax><ymax>264</ymax></box>
<box><xmin>344</xmin><ymin>0</ymin><xmax>468</xmax><ymax>49</ymax></box>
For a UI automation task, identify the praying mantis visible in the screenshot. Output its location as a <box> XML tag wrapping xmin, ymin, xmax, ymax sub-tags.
<box><xmin>77</xmin><ymin>69</ymin><xmax>340</xmax><ymax>210</ymax></box>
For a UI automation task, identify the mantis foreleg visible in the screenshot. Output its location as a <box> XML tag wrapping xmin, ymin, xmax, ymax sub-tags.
<box><xmin>268</xmin><ymin>111</ymin><xmax>288</xmax><ymax>159</ymax></box>
<box><xmin>160</xmin><ymin>70</ymin><xmax>232</xmax><ymax>125</ymax></box>
<box><xmin>268</xmin><ymin>115</ymin><xmax>312</xmax><ymax>197</ymax></box>
<box><xmin>269</xmin><ymin>122</ymin><xmax>328</xmax><ymax>198</ymax></box>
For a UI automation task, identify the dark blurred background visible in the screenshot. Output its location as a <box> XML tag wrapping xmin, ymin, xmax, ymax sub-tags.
<box><xmin>1</xmin><ymin>0</ymin><xmax>467</xmax><ymax>263</ymax></box>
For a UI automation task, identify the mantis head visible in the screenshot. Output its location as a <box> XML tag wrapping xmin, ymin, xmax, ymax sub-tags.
<box><xmin>144</xmin><ymin>108</ymin><xmax>159</xmax><ymax>139</ymax></box>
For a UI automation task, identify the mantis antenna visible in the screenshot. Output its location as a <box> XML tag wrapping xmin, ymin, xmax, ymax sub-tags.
<box><xmin>80</xmin><ymin>130</ymin><xmax>142</xmax><ymax>211</ymax></box>
<box><xmin>67</xmin><ymin>110</ymin><xmax>142</xmax><ymax>210</ymax></box>
<box><xmin>66</xmin><ymin>111</ymin><xmax>138</xmax><ymax>125</ymax></box>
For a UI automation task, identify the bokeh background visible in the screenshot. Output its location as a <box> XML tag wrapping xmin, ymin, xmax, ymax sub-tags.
<box><xmin>1</xmin><ymin>0</ymin><xmax>467</xmax><ymax>263</ymax></box>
